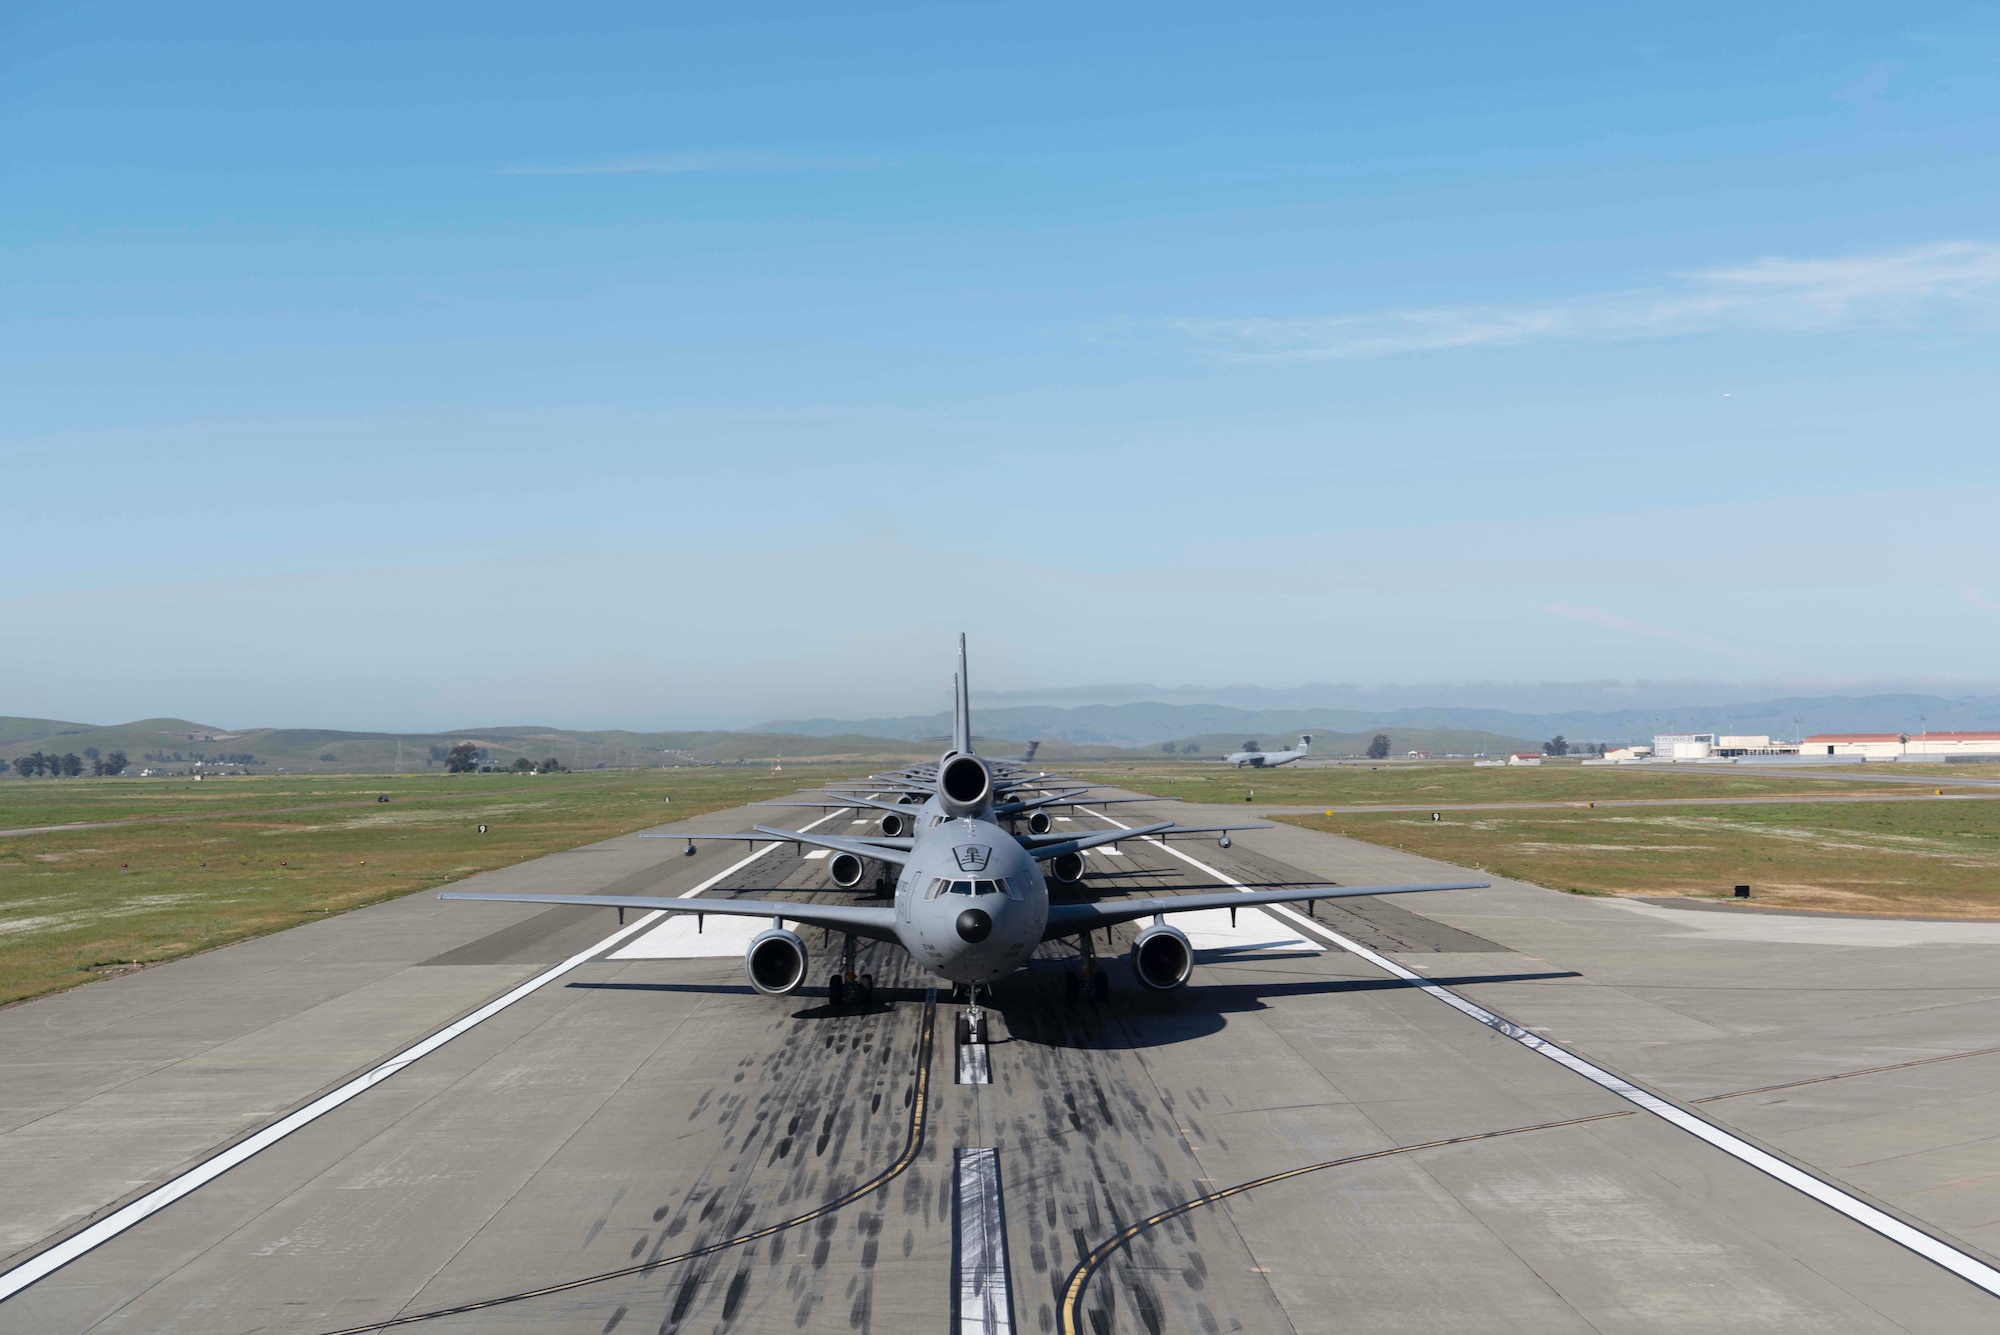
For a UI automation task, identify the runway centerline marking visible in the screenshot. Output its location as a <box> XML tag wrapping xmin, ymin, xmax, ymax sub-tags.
<box><xmin>954</xmin><ymin>1147</ymin><xmax>1015</xmax><ymax>1334</ymax></box>
<box><xmin>1080</xmin><ymin>804</ymin><xmax>2000</xmax><ymax>1300</ymax></box>
<box><xmin>0</xmin><ymin>807</ymin><xmax>848</xmax><ymax>1305</ymax></box>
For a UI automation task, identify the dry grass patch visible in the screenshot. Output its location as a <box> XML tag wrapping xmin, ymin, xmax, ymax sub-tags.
<box><xmin>1275</xmin><ymin>800</ymin><xmax>2000</xmax><ymax>918</ymax></box>
<box><xmin>0</xmin><ymin>767</ymin><xmax>850</xmax><ymax>1005</ymax></box>
<box><xmin>1074</xmin><ymin>760</ymin><xmax>1954</xmax><ymax>809</ymax></box>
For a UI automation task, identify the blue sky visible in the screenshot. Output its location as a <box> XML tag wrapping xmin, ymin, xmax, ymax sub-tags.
<box><xmin>4</xmin><ymin>2</ymin><xmax>1998</xmax><ymax>728</ymax></box>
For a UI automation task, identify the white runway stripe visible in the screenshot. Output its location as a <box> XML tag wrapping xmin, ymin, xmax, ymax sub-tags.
<box><xmin>954</xmin><ymin>1148</ymin><xmax>1014</xmax><ymax>1334</ymax></box>
<box><xmin>1080</xmin><ymin>806</ymin><xmax>2000</xmax><ymax>1300</ymax></box>
<box><xmin>0</xmin><ymin>808</ymin><xmax>846</xmax><ymax>1305</ymax></box>
<box><xmin>1171</xmin><ymin>905</ymin><xmax>1324</xmax><ymax>956</ymax></box>
<box><xmin>957</xmin><ymin>1041</ymin><xmax>991</xmax><ymax>1085</ymax></box>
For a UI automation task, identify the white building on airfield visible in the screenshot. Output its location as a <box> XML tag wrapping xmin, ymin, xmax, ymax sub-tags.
<box><xmin>1802</xmin><ymin>732</ymin><xmax>2000</xmax><ymax>761</ymax></box>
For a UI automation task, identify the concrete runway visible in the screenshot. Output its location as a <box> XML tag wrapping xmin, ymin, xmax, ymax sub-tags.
<box><xmin>3</xmin><ymin>790</ymin><xmax>2000</xmax><ymax>1332</ymax></box>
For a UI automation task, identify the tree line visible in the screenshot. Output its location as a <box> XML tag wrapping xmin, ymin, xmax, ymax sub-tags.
<box><xmin>12</xmin><ymin>750</ymin><xmax>128</xmax><ymax>777</ymax></box>
<box><xmin>443</xmin><ymin>742</ymin><xmax>564</xmax><ymax>774</ymax></box>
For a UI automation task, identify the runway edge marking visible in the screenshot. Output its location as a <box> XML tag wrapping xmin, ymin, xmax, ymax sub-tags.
<box><xmin>1082</xmin><ymin>804</ymin><xmax>2000</xmax><ymax>1300</ymax></box>
<box><xmin>0</xmin><ymin>807</ymin><xmax>848</xmax><ymax>1305</ymax></box>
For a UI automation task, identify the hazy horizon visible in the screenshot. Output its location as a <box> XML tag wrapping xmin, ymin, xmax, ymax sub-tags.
<box><xmin>12</xmin><ymin>674</ymin><xmax>2000</xmax><ymax>737</ymax></box>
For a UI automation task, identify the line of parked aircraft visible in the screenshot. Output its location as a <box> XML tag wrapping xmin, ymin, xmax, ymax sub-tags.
<box><xmin>444</xmin><ymin>639</ymin><xmax>1481</xmax><ymax>1038</ymax></box>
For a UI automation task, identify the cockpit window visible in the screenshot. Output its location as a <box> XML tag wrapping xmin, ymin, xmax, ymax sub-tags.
<box><xmin>931</xmin><ymin>877</ymin><xmax>1020</xmax><ymax>898</ymax></box>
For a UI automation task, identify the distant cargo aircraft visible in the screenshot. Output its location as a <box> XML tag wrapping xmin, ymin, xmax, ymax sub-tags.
<box><xmin>443</xmin><ymin>644</ymin><xmax>1476</xmax><ymax>1039</ymax></box>
<box><xmin>1225</xmin><ymin>735</ymin><xmax>1311</xmax><ymax>768</ymax></box>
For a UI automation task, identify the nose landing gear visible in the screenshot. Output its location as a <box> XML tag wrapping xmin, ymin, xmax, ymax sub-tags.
<box><xmin>954</xmin><ymin>990</ymin><xmax>989</xmax><ymax>1047</ymax></box>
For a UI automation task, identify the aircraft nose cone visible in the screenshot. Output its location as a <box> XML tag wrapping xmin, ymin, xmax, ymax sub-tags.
<box><xmin>955</xmin><ymin>908</ymin><xmax>992</xmax><ymax>943</ymax></box>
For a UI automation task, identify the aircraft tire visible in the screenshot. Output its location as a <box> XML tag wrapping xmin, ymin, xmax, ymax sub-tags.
<box><xmin>1065</xmin><ymin>973</ymin><xmax>1081</xmax><ymax>1003</ymax></box>
<box><xmin>858</xmin><ymin>974</ymin><xmax>875</xmax><ymax>1006</ymax></box>
<box><xmin>828</xmin><ymin>975</ymin><xmax>845</xmax><ymax>1007</ymax></box>
<box><xmin>955</xmin><ymin>1011</ymin><xmax>973</xmax><ymax>1045</ymax></box>
<box><xmin>1093</xmin><ymin>971</ymin><xmax>1111</xmax><ymax>1002</ymax></box>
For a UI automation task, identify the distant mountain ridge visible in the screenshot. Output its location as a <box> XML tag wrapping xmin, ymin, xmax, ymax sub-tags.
<box><xmin>754</xmin><ymin>693</ymin><xmax>2000</xmax><ymax>749</ymax></box>
<box><xmin>9</xmin><ymin>690</ymin><xmax>1996</xmax><ymax>774</ymax></box>
<box><xmin>0</xmin><ymin>717</ymin><xmax>928</xmax><ymax>772</ymax></box>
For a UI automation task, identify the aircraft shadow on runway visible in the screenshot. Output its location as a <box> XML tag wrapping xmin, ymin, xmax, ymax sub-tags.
<box><xmin>993</xmin><ymin>967</ymin><xmax>1582</xmax><ymax>1049</ymax></box>
<box><xmin>566</xmin><ymin>968</ymin><xmax>1579</xmax><ymax>1049</ymax></box>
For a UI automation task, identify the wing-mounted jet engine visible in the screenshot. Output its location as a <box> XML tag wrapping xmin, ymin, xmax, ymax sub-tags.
<box><xmin>827</xmin><ymin>852</ymin><xmax>868</xmax><ymax>888</ymax></box>
<box><xmin>1129</xmin><ymin>921</ymin><xmax>1194</xmax><ymax>991</ymax></box>
<box><xmin>877</xmin><ymin>811</ymin><xmax>908</xmax><ymax>838</ymax></box>
<box><xmin>746</xmin><ymin>927</ymin><xmax>809</xmax><ymax>996</ymax></box>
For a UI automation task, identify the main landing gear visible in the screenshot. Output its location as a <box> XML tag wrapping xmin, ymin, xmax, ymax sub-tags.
<box><xmin>1065</xmin><ymin>931</ymin><xmax>1112</xmax><ymax>1003</ymax></box>
<box><xmin>827</xmin><ymin>933</ymin><xmax>874</xmax><ymax>1008</ymax></box>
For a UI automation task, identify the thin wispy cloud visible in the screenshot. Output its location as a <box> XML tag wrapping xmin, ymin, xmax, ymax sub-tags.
<box><xmin>1174</xmin><ymin>241</ymin><xmax>2000</xmax><ymax>361</ymax></box>
<box><xmin>502</xmin><ymin>152</ymin><xmax>889</xmax><ymax>176</ymax></box>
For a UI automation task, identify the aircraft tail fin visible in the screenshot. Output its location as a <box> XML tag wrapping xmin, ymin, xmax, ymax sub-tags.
<box><xmin>1298</xmin><ymin>734</ymin><xmax>1311</xmax><ymax>752</ymax></box>
<box><xmin>1022</xmin><ymin>740</ymin><xmax>1039</xmax><ymax>761</ymax></box>
<box><xmin>952</xmin><ymin>634</ymin><xmax>972</xmax><ymax>754</ymax></box>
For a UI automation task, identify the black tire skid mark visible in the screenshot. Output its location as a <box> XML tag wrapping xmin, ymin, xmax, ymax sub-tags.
<box><xmin>314</xmin><ymin>947</ymin><xmax>934</xmax><ymax>1334</ymax></box>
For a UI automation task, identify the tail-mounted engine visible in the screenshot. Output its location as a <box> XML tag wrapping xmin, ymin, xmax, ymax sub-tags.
<box><xmin>938</xmin><ymin>754</ymin><xmax>993</xmax><ymax>817</ymax></box>
<box><xmin>1129</xmin><ymin>923</ymin><xmax>1194</xmax><ymax>991</ymax></box>
<box><xmin>745</xmin><ymin>927</ymin><xmax>808</xmax><ymax>996</ymax></box>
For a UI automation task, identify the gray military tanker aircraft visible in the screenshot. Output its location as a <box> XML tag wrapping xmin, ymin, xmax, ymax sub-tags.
<box><xmin>442</xmin><ymin>639</ymin><xmax>1482</xmax><ymax>1039</ymax></box>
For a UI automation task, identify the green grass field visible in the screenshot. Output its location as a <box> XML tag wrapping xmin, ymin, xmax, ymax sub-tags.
<box><xmin>7</xmin><ymin>757</ymin><xmax>1994</xmax><ymax>1008</ymax></box>
<box><xmin>1274</xmin><ymin>800</ymin><xmax>2000</xmax><ymax>917</ymax></box>
<box><xmin>1074</xmin><ymin>759</ymin><xmax>1956</xmax><ymax>807</ymax></box>
<box><xmin>1073</xmin><ymin>759</ymin><xmax>2000</xmax><ymax>917</ymax></box>
<box><xmin>0</xmin><ymin>767</ymin><xmax>851</xmax><ymax>1007</ymax></box>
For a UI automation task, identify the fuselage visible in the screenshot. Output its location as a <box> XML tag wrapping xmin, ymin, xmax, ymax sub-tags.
<box><xmin>889</xmin><ymin>812</ymin><xmax>1049</xmax><ymax>983</ymax></box>
<box><xmin>1227</xmin><ymin>749</ymin><xmax>1304</xmax><ymax>768</ymax></box>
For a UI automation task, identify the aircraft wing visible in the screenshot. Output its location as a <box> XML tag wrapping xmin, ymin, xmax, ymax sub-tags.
<box><xmin>1149</xmin><ymin>823</ymin><xmax>1274</xmax><ymax>837</ymax></box>
<box><xmin>993</xmin><ymin>789</ymin><xmax>1090</xmax><ymax>812</ymax></box>
<box><xmin>1023</xmin><ymin>821</ymin><xmax>1175</xmax><ymax>860</ymax></box>
<box><xmin>752</xmin><ymin>825</ymin><xmax>916</xmax><ymax>862</ymax></box>
<box><xmin>823</xmin><ymin>794</ymin><xmax>930</xmax><ymax>814</ymax></box>
<box><xmin>438</xmin><ymin>892</ymin><xmax>902</xmax><ymax>943</ymax></box>
<box><xmin>640</xmin><ymin>831</ymin><xmax>915</xmax><ymax>860</ymax></box>
<box><xmin>1040</xmin><ymin>881</ymin><xmax>1488</xmax><ymax>940</ymax></box>
<box><xmin>755</xmin><ymin>797</ymin><xmax>921</xmax><ymax>815</ymax></box>
<box><xmin>1017</xmin><ymin>819</ymin><xmax>1257</xmax><ymax>849</ymax></box>
<box><xmin>999</xmin><ymin>792</ymin><xmax>1180</xmax><ymax>813</ymax></box>
<box><xmin>819</xmin><ymin>790</ymin><xmax>929</xmax><ymax>807</ymax></box>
